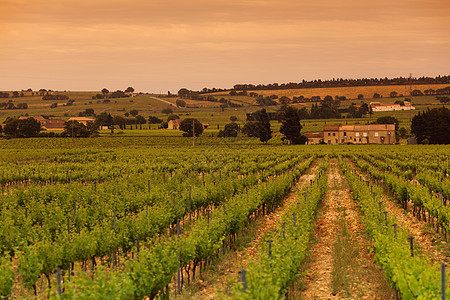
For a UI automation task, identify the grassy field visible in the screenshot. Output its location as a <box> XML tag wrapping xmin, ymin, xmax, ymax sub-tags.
<box><xmin>1</xmin><ymin>84</ymin><xmax>448</xmax><ymax>137</ymax></box>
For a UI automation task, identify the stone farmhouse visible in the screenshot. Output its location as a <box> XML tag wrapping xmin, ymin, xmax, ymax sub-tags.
<box><xmin>305</xmin><ymin>124</ymin><xmax>396</xmax><ymax>145</ymax></box>
<box><xmin>369</xmin><ymin>101</ymin><xmax>415</xmax><ymax>112</ymax></box>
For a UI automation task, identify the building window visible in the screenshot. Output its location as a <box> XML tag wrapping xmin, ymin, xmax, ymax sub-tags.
<box><xmin>375</xmin><ymin>132</ymin><xmax>379</xmax><ymax>137</ymax></box>
<box><xmin>344</xmin><ymin>132</ymin><xmax>347</xmax><ymax>136</ymax></box>
<box><xmin>359</xmin><ymin>138</ymin><xmax>362</xmax><ymax>142</ymax></box>
<box><xmin>363</xmin><ymin>132</ymin><xmax>367</xmax><ymax>137</ymax></box>
<box><xmin>355</xmin><ymin>132</ymin><xmax>359</xmax><ymax>137</ymax></box>
<box><xmin>328</xmin><ymin>133</ymin><xmax>331</xmax><ymax>136</ymax></box>
<box><xmin>333</xmin><ymin>132</ymin><xmax>336</xmax><ymax>136</ymax></box>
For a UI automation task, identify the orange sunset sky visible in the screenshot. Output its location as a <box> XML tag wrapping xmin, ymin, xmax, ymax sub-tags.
<box><xmin>0</xmin><ymin>0</ymin><xmax>449</xmax><ymax>93</ymax></box>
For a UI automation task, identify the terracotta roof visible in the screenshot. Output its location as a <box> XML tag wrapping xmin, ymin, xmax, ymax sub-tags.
<box><xmin>304</xmin><ymin>132</ymin><xmax>324</xmax><ymax>138</ymax></box>
<box><xmin>369</xmin><ymin>124</ymin><xmax>395</xmax><ymax>131</ymax></box>
<box><xmin>43</xmin><ymin>119</ymin><xmax>65</xmax><ymax>129</ymax></box>
<box><xmin>340</xmin><ymin>125</ymin><xmax>354</xmax><ymax>131</ymax></box>
<box><xmin>68</xmin><ymin>117</ymin><xmax>95</xmax><ymax>122</ymax></box>
<box><xmin>323</xmin><ymin>125</ymin><xmax>339</xmax><ymax>131</ymax></box>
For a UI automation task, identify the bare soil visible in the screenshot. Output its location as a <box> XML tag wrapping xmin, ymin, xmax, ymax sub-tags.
<box><xmin>298</xmin><ymin>159</ymin><xmax>394</xmax><ymax>300</ymax></box>
<box><xmin>174</xmin><ymin>159</ymin><xmax>322</xmax><ymax>299</ymax></box>
<box><xmin>346</xmin><ymin>157</ymin><xmax>450</xmax><ymax>266</ymax></box>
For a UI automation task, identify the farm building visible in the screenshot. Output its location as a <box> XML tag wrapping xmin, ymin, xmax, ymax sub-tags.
<box><xmin>42</xmin><ymin>119</ymin><xmax>65</xmax><ymax>131</ymax></box>
<box><xmin>168</xmin><ymin>119</ymin><xmax>182</xmax><ymax>130</ymax></box>
<box><xmin>68</xmin><ymin>117</ymin><xmax>95</xmax><ymax>125</ymax></box>
<box><xmin>304</xmin><ymin>132</ymin><xmax>324</xmax><ymax>145</ymax></box>
<box><xmin>369</xmin><ymin>101</ymin><xmax>415</xmax><ymax>112</ymax></box>
<box><xmin>323</xmin><ymin>124</ymin><xmax>396</xmax><ymax>145</ymax></box>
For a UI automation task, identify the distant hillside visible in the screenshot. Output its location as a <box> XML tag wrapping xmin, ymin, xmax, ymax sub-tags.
<box><xmin>209</xmin><ymin>84</ymin><xmax>450</xmax><ymax>101</ymax></box>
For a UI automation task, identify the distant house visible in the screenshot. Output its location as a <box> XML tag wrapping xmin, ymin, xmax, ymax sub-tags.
<box><xmin>323</xmin><ymin>124</ymin><xmax>395</xmax><ymax>145</ymax></box>
<box><xmin>370</xmin><ymin>101</ymin><xmax>415</xmax><ymax>112</ymax></box>
<box><xmin>202</xmin><ymin>123</ymin><xmax>210</xmax><ymax>129</ymax></box>
<box><xmin>304</xmin><ymin>132</ymin><xmax>324</xmax><ymax>145</ymax></box>
<box><xmin>42</xmin><ymin>119</ymin><xmax>65</xmax><ymax>131</ymax></box>
<box><xmin>168</xmin><ymin>119</ymin><xmax>183</xmax><ymax>130</ymax></box>
<box><xmin>19</xmin><ymin>116</ymin><xmax>46</xmax><ymax>127</ymax></box>
<box><xmin>18</xmin><ymin>116</ymin><xmax>66</xmax><ymax>131</ymax></box>
<box><xmin>68</xmin><ymin>117</ymin><xmax>95</xmax><ymax>125</ymax></box>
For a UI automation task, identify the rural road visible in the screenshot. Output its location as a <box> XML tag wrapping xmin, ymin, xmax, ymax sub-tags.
<box><xmin>149</xmin><ymin>96</ymin><xmax>178</xmax><ymax>107</ymax></box>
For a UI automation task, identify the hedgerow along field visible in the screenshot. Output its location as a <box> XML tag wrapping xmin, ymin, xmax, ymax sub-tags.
<box><xmin>0</xmin><ymin>137</ymin><xmax>449</xmax><ymax>299</ymax></box>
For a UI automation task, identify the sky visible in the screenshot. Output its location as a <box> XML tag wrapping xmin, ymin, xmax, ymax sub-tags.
<box><xmin>0</xmin><ymin>0</ymin><xmax>449</xmax><ymax>93</ymax></box>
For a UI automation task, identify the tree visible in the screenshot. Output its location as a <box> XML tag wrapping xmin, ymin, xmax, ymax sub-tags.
<box><xmin>112</xmin><ymin>116</ymin><xmax>127</xmax><ymax>129</ymax></box>
<box><xmin>176</xmin><ymin>99</ymin><xmax>186</xmax><ymax>107</ymax></box>
<box><xmin>230</xmin><ymin>116</ymin><xmax>238</xmax><ymax>122</ymax></box>
<box><xmin>218</xmin><ymin>122</ymin><xmax>239</xmax><ymax>137</ymax></box>
<box><xmin>411</xmin><ymin>107</ymin><xmax>450</xmax><ymax>144</ymax></box>
<box><xmin>101</xmin><ymin>88</ymin><xmax>109</xmax><ymax>95</ymax></box>
<box><xmin>95</xmin><ymin>112</ymin><xmax>113</xmax><ymax>126</ymax></box>
<box><xmin>162</xmin><ymin>107</ymin><xmax>173</xmax><ymax>114</ymax></box>
<box><xmin>167</xmin><ymin>114</ymin><xmax>180</xmax><ymax>121</ymax></box>
<box><xmin>50</xmin><ymin>103</ymin><xmax>58</xmax><ymax>109</ymax></box>
<box><xmin>178</xmin><ymin>88</ymin><xmax>190</xmax><ymax>98</ymax></box>
<box><xmin>373</xmin><ymin>93</ymin><xmax>381</xmax><ymax>98</ymax></box>
<box><xmin>148</xmin><ymin>116</ymin><xmax>163</xmax><ymax>124</ymax></box>
<box><xmin>135</xmin><ymin>115</ymin><xmax>146</xmax><ymax>124</ymax></box>
<box><xmin>3</xmin><ymin>119</ymin><xmax>19</xmax><ymax>137</ymax></box>
<box><xmin>390</xmin><ymin>91</ymin><xmax>398</xmax><ymax>98</ymax></box>
<box><xmin>179</xmin><ymin>118</ymin><xmax>204</xmax><ymax>137</ymax></box>
<box><xmin>125</xmin><ymin>87</ymin><xmax>135</xmax><ymax>93</ymax></box>
<box><xmin>63</xmin><ymin>121</ymin><xmax>90</xmax><ymax>137</ymax></box>
<box><xmin>85</xmin><ymin>121</ymin><xmax>99</xmax><ymax>135</ymax></box>
<box><xmin>242</xmin><ymin>108</ymin><xmax>272</xmax><ymax>143</ymax></box>
<box><xmin>129</xmin><ymin>109</ymin><xmax>139</xmax><ymax>117</ymax></box>
<box><xmin>279</xmin><ymin>106</ymin><xmax>305</xmax><ymax>144</ymax></box>
<box><xmin>375</xmin><ymin>116</ymin><xmax>400</xmax><ymax>141</ymax></box>
<box><xmin>18</xmin><ymin>118</ymin><xmax>41</xmax><ymax>137</ymax></box>
<box><xmin>278</xmin><ymin>96</ymin><xmax>291</xmax><ymax>105</ymax></box>
<box><xmin>357</xmin><ymin>94</ymin><xmax>364</xmax><ymax>100</ymax></box>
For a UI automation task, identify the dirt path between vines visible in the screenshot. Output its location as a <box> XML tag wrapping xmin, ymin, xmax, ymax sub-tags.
<box><xmin>174</xmin><ymin>159</ymin><xmax>322</xmax><ymax>299</ymax></box>
<box><xmin>346</xmin><ymin>157</ymin><xmax>450</xmax><ymax>266</ymax></box>
<box><xmin>299</xmin><ymin>159</ymin><xmax>394</xmax><ymax>300</ymax></box>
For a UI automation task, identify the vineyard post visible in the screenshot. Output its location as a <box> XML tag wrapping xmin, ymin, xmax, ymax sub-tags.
<box><xmin>240</xmin><ymin>269</ymin><xmax>247</xmax><ymax>292</ymax></box>
<box><xmin>293</xmin><ymin>212</ymin><xmax>296</xmax><ymax>227</ymax></box>
<box><xmin>146</xmin><ymin>203</ymin><xmax>149</xmax><ymax>217</ymax></box>
<box><xmin>25</xmin><ymin>207</ymin><xmax>28</xmax><ymax>218</ymax></box>
<box><xmin>409</xmin><ymin>236</ymin><xmax>414</xmax><ymax>257</ymax></box>
<box><xmin>297</xmin><ymin>202</ymin><xmax>300</xmax><ymax>209</ymax></box>
<box><xmin>267</xmin><ymin>239</ymin><xmax>272</xmax><ymax>258</ymax></box>
<box><xmin>304</xmin><ymin>192</ymin><xmax>307</xmax><ymax>203</ymax></box>
<box><xmin>32</xmin><ymin>170</ymin><xmax>35</xmax><ymax>182</ymax></box>
<box><xmin>148</xmin><ymin>180</ymin><xmax>150</xmax><ymax>193</ymax></box>
<box><xmin>393</xmin><ymin>223</ymin><xmax>397</xmax><ymax>239</ymax></box>
<box><xmin>442</xmin><ymin>263</ymin><xmax>446</xmax><ymax>300</ymax></box>
<box><xmin>173</xmin><ymin>193</ymin><xmax>176</xmax><ymax>210</ymax></box>
<box><xmin>136</xmin><ymin>238</ymin><xmax>140</xmax><ymax>262</ymax></box>
<box><xmin>57</xmin><ymin>267</ymin><xmax>62</xmax><ymax>299</ymax></box>
<box><xmin>207</xmin><ymin>209</ymin><xmax>210</xmax><ymax>229</ymax></box>
<box><xmin>73</xmin><ymin>200</ymin><xmax>76</xmax><ymax>218</ymax></box>
<box><xmin>177</xmin><ymin>219</ymin><xmax>181</xmax><ymax>294</ymax></box>
<box><xmin>384</xmin><ymin>211</ymin><xmax>388</xmax><ymax>227</ymax></box>
<box><xmin>373</xmin><ymin>192</ymin><xmax>376</xmax><ymax>204</ymax></box>
<box><xmin>67</xmin><ymin>217</ymin><xmax>70</xmax><ymax>234</ymax></box>
<box><xmin>113</xmin><ymin>209</ymin><xmax>116</xmax><ymax>232</ymax></box>
<box><xmin>189</xmin><ymin>186</ymin><xmax>192</xmax><ymax>223</ymax></box>
<box><xmin>379</xmin><ymin>201</ymin><xmax>382</xmax><ymax>213</ymax></box>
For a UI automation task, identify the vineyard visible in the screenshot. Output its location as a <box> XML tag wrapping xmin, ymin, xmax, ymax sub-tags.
<box><xmin>0</xmin><ymin>138</ymin><xmax>449</xmax><ymax>299</ymax></box>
